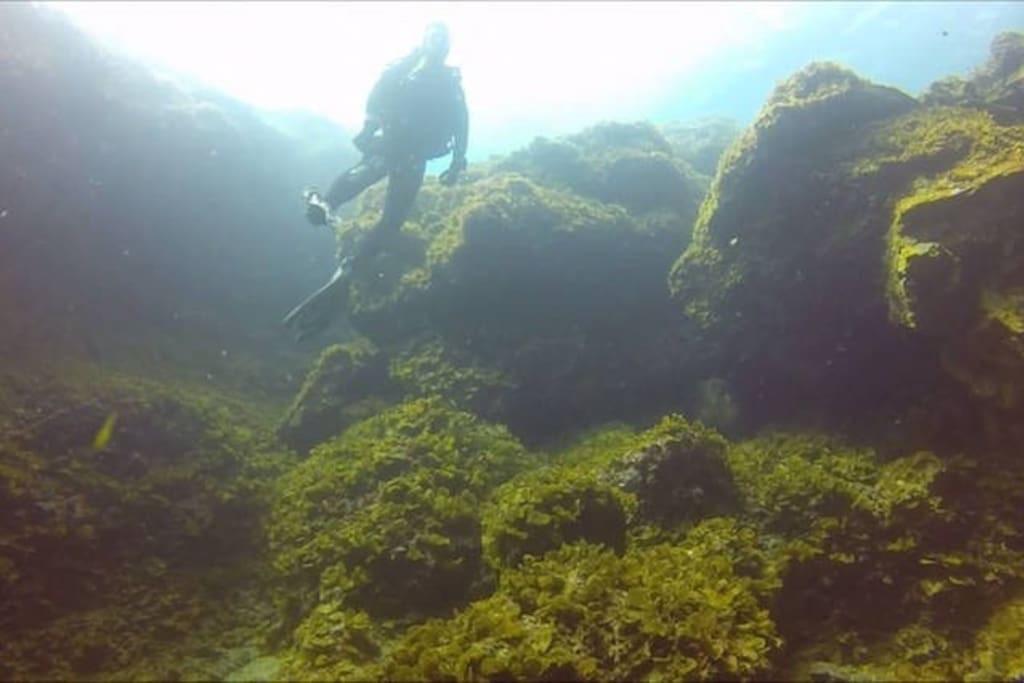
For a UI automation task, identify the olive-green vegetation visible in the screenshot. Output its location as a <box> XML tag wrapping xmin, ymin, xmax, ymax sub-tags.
<box><xmin>668</xmin><ymin>34</ymin><xmax>1024</xmax><ymax>450</ymax></box>
<box><xmin>383</xmin><ymin>529</ymin><xmax>781</xmax><ymax>682</ymax></box>
<box><xmin>281</xmin><ymin>121</ymin><xmax>709</xmax><ymax>445</ymax></box>
<box><xmin>277</xmin><ymin>338</ymin><xmax>395</xmax><ymax>453</ymax></box>
<box><xmin>0</xmin><ymin>365</ymin><xmax>294</xmax><ymax>680</ymax></box>
<box><xmin>8</xmin><ymin>31</ymin><xmax>1024</xmax><ymax>683</ymax></box>
<box><xmin>268</xmin><ymin>399</ymin><xmax>529</xmax><ymax>625</ymax></box>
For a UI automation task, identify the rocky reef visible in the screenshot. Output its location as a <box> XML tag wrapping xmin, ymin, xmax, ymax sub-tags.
<box><xmin>670</xmin><ymin>34</ymin><xmax>1024</xmax><ymax>453</ymax></box>
<box><xmin>0</xmin><ymin>365</ymin><xmax>294</xmax><ymax>680</ymax></box>
<box><xmin>278</xmin><ymin>120</ymin><xmax>717</xmax><ymax>451</ymax></box>
<box><xmin>4</xmin><ymin>16</ymin><xmax>1024</xmax><ymax>682</ymax></box>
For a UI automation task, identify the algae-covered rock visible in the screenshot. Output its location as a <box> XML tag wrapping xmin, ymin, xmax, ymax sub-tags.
<box><xmin>387</xmin><ymin>334</ymin><xmax>515</xmax><ymax>423</ymax></box>
<box><xmin>667</xmin><ymin>53</ymin><xmax>1024</xmax><ymax>447</ymax></box>
<box><xmin>268</xmin><ymin>398</ymin><xmax>528</xmax><ymax>624</ymax></box>
<box><xmin>605</xmin><ymin>414</ymin><xmax>739</xmax><ymax>527</ymax></box>
<box><xmin>277</xmin><ymin>337</ymin><xmax>395</xmax><ymax>453</ymax></box>
<box><xmin>922</xmin><ymin>32</ymin><xmax>1024</xmax><ymax>119</ymax></box>
<box><xmin>661</xmin><ymin>117</ymin><xmax>743</xmax><ymax>177</ymax></box>
<box><xmin>482</xmin><ymin>414</ymin><xmax>739</xmax><ymax>571</ymax></box>
<box><xmin>482</xmin><ymin>464</ymin><xmax>633</xmax><ymax>570</ymax></box>
<box><xmin>668</xmin><ymin>62</ymin><xmax>921</xmax><ymax>430</ymax></box>
<box><xmin>727</xmin><ymin>433</ymin><xmax>1024</xmax><ymax>674</ymax></box>
<box><xmin>497</xmin><ymin>121</ymin><xmax>707</xmax><ymax>219</ymax></box>
<box><xmin>385</xmin><ymin>522</ymin><xmax>781</xmax><ymax>681</ymax></box>
<box><xmin>324</xmin><ymin>171</ymin><xmax>695</xmax><ymax>443</ymax></box>
<box><xmin>864</xmin><ymin>104</ymin><xmax>1024</xmax><ymax>432</ymax></box>
<box><xmin>0</xmin><ymin>367</ymin><xmax>293</xmax><ymax>680</ymax></box>
<box><xmin>277</xmin><ymin>603</ymin><xmax>380</xmax><ymax>681</ymax></box>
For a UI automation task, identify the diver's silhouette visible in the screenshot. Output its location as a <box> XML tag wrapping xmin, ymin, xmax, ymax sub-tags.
<box><xmin>284</xmin><ymin>22</ymin><xmax>469</xmax><ymax>341</ymax></box>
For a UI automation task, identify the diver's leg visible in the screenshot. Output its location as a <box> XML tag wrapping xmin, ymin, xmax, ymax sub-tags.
<box><xmin>359</xmin><ymin>159</ymin><xmax>427</xmax><ymax>259</ymax></box>
<box><xmin>325</xmin><ymin>156</ymin><xmax>388</xmax><ymax>210</ymax></box>
<box><xmin>285</xmin><ymin>157</ymin><xmax>388</xmax><ymax>339</ymax></box>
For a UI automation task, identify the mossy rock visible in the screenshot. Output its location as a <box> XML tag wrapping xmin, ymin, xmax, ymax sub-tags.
<box><xmin>0</xmin><ymin>368</ymin><xmax>292</xmax><ymax>633</ymax></box>
<box><xmin>387</xmin><ymin>334</ymin><xmax>515</xmax><ymax>422</ymax></box>
<box><xmin>482</xmin><ymin>464</ymin><xmax>633</xmax><ymax>570</ymax></box>
<box><xmin>922</xmin><ymin>32</ymin><xmax>1024</xmax><ymax>118</ymax></box>
<box><xmin>335</xmin><ymin>171</ymin><xmax>695</xmax><ymax>444</ymax></box>
<box><xmin>730</xmin><ymin>433</ymin><xmax>1024</xmax><ymax>661</ymax></box>
<box><xmin>268</xmin><ymin>398</ymin><xmax>529</xmax><ymax>622</ymax></box>
<box><xmin>604</xmin><ymin>414</ymin><xmax>739</xmax><ymax>527</ymax></box>
<box><xmin>0</xmin><ymin>366</ymin><xmax>290</xmax><ymax>680</ymax></box>
<box><xmin>385</xmin><ymin>521</ymin><xmax>781</xmax><ymax>681</ymax></box>
<box><xmin>867</xmin><ymin>105</ymin><xmax>1024</xmax><ymax>422</ymax></box>
<box><xmin>497</xmin><ymin>120</ymin><xmax>707</xmax><ymax>219</ymax></box>
<box><xmin>664</xmin><ymin>55</ymin><xmax>1024</xmax><ymax>444</ymax></box>
<box><xmin>667</xmin><ymin>62</ymin><xmax>923</xmax><ymax>432</ymax></box>
<box><xmin>277</xmin><ymin>338</ymin><xmax>396</xmax><ymax>453</ymax></box>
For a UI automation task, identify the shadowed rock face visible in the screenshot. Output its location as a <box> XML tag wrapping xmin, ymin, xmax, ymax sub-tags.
<box><xmin>667</xmin><ymin>40</ymin><xmax>1024</xmax><ymax>450</ymax></box>
<box><xmin>668</xmin><ymin>62</ymin><xmax>926</xmax><ymax>436</ymax></box>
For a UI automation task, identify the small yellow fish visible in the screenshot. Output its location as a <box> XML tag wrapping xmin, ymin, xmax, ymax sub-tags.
<box><xmin>92</xmin><ymin>412</ymin><xmax>118</xmax><ymax>450</ymax></box>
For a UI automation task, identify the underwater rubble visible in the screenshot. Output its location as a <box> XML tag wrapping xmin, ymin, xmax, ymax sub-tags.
<box><xmin>2</xmin><ymin>25</ymin><xmax>1024</xmax><ymax>683</ymax></box>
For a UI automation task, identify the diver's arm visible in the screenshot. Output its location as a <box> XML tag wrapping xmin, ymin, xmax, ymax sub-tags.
<box><xmin>440</xmin><ymin>74</ymin><xmax>468</xmax><ymax>186</ymax></box>
<box><xmin>451</xmin><ymin>74</ymin><xmax>469</xmax><ymax>164</ymax></box>
<box><xmin>352</xmin><ymin>117</ymin><xmax>381</xmax><ymax>153</ymax></box>
<box><xmin>356</xmin><ymin>75</ymin><xmax>390</xmax><ymax>151</ymax></box>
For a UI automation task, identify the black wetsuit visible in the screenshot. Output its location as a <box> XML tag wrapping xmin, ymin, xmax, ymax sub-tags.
<box><xmin>325</xmin><ymin>52</ymin><xmax>469</xmax><ymax>252</ymax></box>
<box><xmin>283</xmin><ymin>51</ymin><xmax>468</xmax><ymax>341</ymax></box>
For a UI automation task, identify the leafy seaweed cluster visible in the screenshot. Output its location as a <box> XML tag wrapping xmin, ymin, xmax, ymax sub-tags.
<box><xmin>0</xmin><ymin>366</ymin><xmax>293</xmax><ymax>680</ymax></box>
<box><xmin>727</xmin><ymin>432</ymin><xmax>1024</xmax><ymax>678</ymax></box>
<box><xmin>268</xmin><ymin>398</ymin><xmax>529</xmax><ymax>637</ymax></box>
<box><xmin>277</xmin><ymin>338</ymin><xmax>395</xmax><ymax>453</ymax></box>
<box><xmin>481</xmin><ymin>414</ymin><xmax>737</xmax><ymax>572</ymax></box>
<box><xmin>384</xmin><ymin>521</ymin><xmax>781</xmax><ymax>681</ymax></box>
<box><xmin>482</xmin><ymin>464</ymin><xmax>633</xmax><ymax>570</ymax></box>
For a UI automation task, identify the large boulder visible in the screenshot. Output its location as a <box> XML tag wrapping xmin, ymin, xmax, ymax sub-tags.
<box><xmin>268</xmin><ymin>399</ymin><xmax>528</xmax><ymax>625</ymax></box>
<box><xmin>669</xmin><ymin>62</ymin><xmax>921</xmax><ymax>432</ymax></box>
<box><xmin>668</xmin><ymin>45</ymin><xmax>1024</xmax><ymax>447</ymax></box>
<box><xmin>307</xmin><ymin>164</ymin><xmax>697</xmax><ymax>444</ymax></box>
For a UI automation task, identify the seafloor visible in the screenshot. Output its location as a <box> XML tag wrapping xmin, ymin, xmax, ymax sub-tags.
<box><xmin>2</xmin><ymin>7</ymin><xmax>1024</xmax><ymax>681</ymax></box>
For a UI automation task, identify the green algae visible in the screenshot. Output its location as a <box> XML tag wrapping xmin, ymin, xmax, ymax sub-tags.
<box><xmin>0</xmin><ymin>365</ymin><xmax>293</xmax><ymax>680</ymax></box>
<box><xmin>277</xmin><ymin>337</ymin><xmax>396</xmax><ymax>453</ymax></box>
<box><xmin>268</xmin><ymin>398</ymin><xmax>529</xmax><ymax>624</ymax></box>
<box><xmin>868</xmin><ymin>108</ymin><xmax>1024</xmax><ymax>329</ymax></box>
<box><xmin>387</xmin><ymin>335</ymin><xmax>514</xmax><ymax>419</ymax></box>
<box><xmin>384</xmin><ymin>528</ymin><xmax>781</xmax><ymax>682</ymax></box>
<box><xmin>482</xmin><ymin>463</ymin><xmax>634</xmax><ymax>570</ymax></box>
<box><xmin>8</xmin><ymin>36</ymin><xmax>1024</xmax><ymax>683</ymax></box>
<box><xmin>497</xmin><ymin>121</ymin><xmax>707</xmax><ymax>219</ymax></box>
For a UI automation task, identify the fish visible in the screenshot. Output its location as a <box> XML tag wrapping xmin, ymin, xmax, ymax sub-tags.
<box><xmin>92</xmin><ymin>411</ymin><xmax>118</xmax><ymax>450</ymax></box>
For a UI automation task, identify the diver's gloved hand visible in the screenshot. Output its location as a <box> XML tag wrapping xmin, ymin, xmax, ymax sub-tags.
<box><xmin>303</xmin><ymin>188</ymin><xmax>331</xmax><ymax>227</ymax></box>
<box><xmin>439</xmin><ymin>156</ymin><xmax>467</xmax><ymax>186</ymax></box>
<box><xmin>352</xmin><ymin>129</ymin><xmax>373</xmax><ymax>155</ymax></box>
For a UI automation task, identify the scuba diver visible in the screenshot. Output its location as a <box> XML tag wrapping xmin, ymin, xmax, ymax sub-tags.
<box><xmin>283</xmin><ymin>21</ymin><xmax>469</xmax><ymax>340</ymax></box>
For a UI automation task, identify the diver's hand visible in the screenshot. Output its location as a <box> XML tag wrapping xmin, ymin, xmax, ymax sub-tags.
<box><xmin>352</xmin><ymin>130</ymin><xmax>372</xmax><ymax>154</ymax></box>
<box><xmin>303</xmin><ymin>189</ymin><xmax>330</xmax><ymax>227</ymax></box>
<box><xmin>439</xmin><ymin>156</ymin><xmax>467</xmax><ymax>186</ymax></box>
